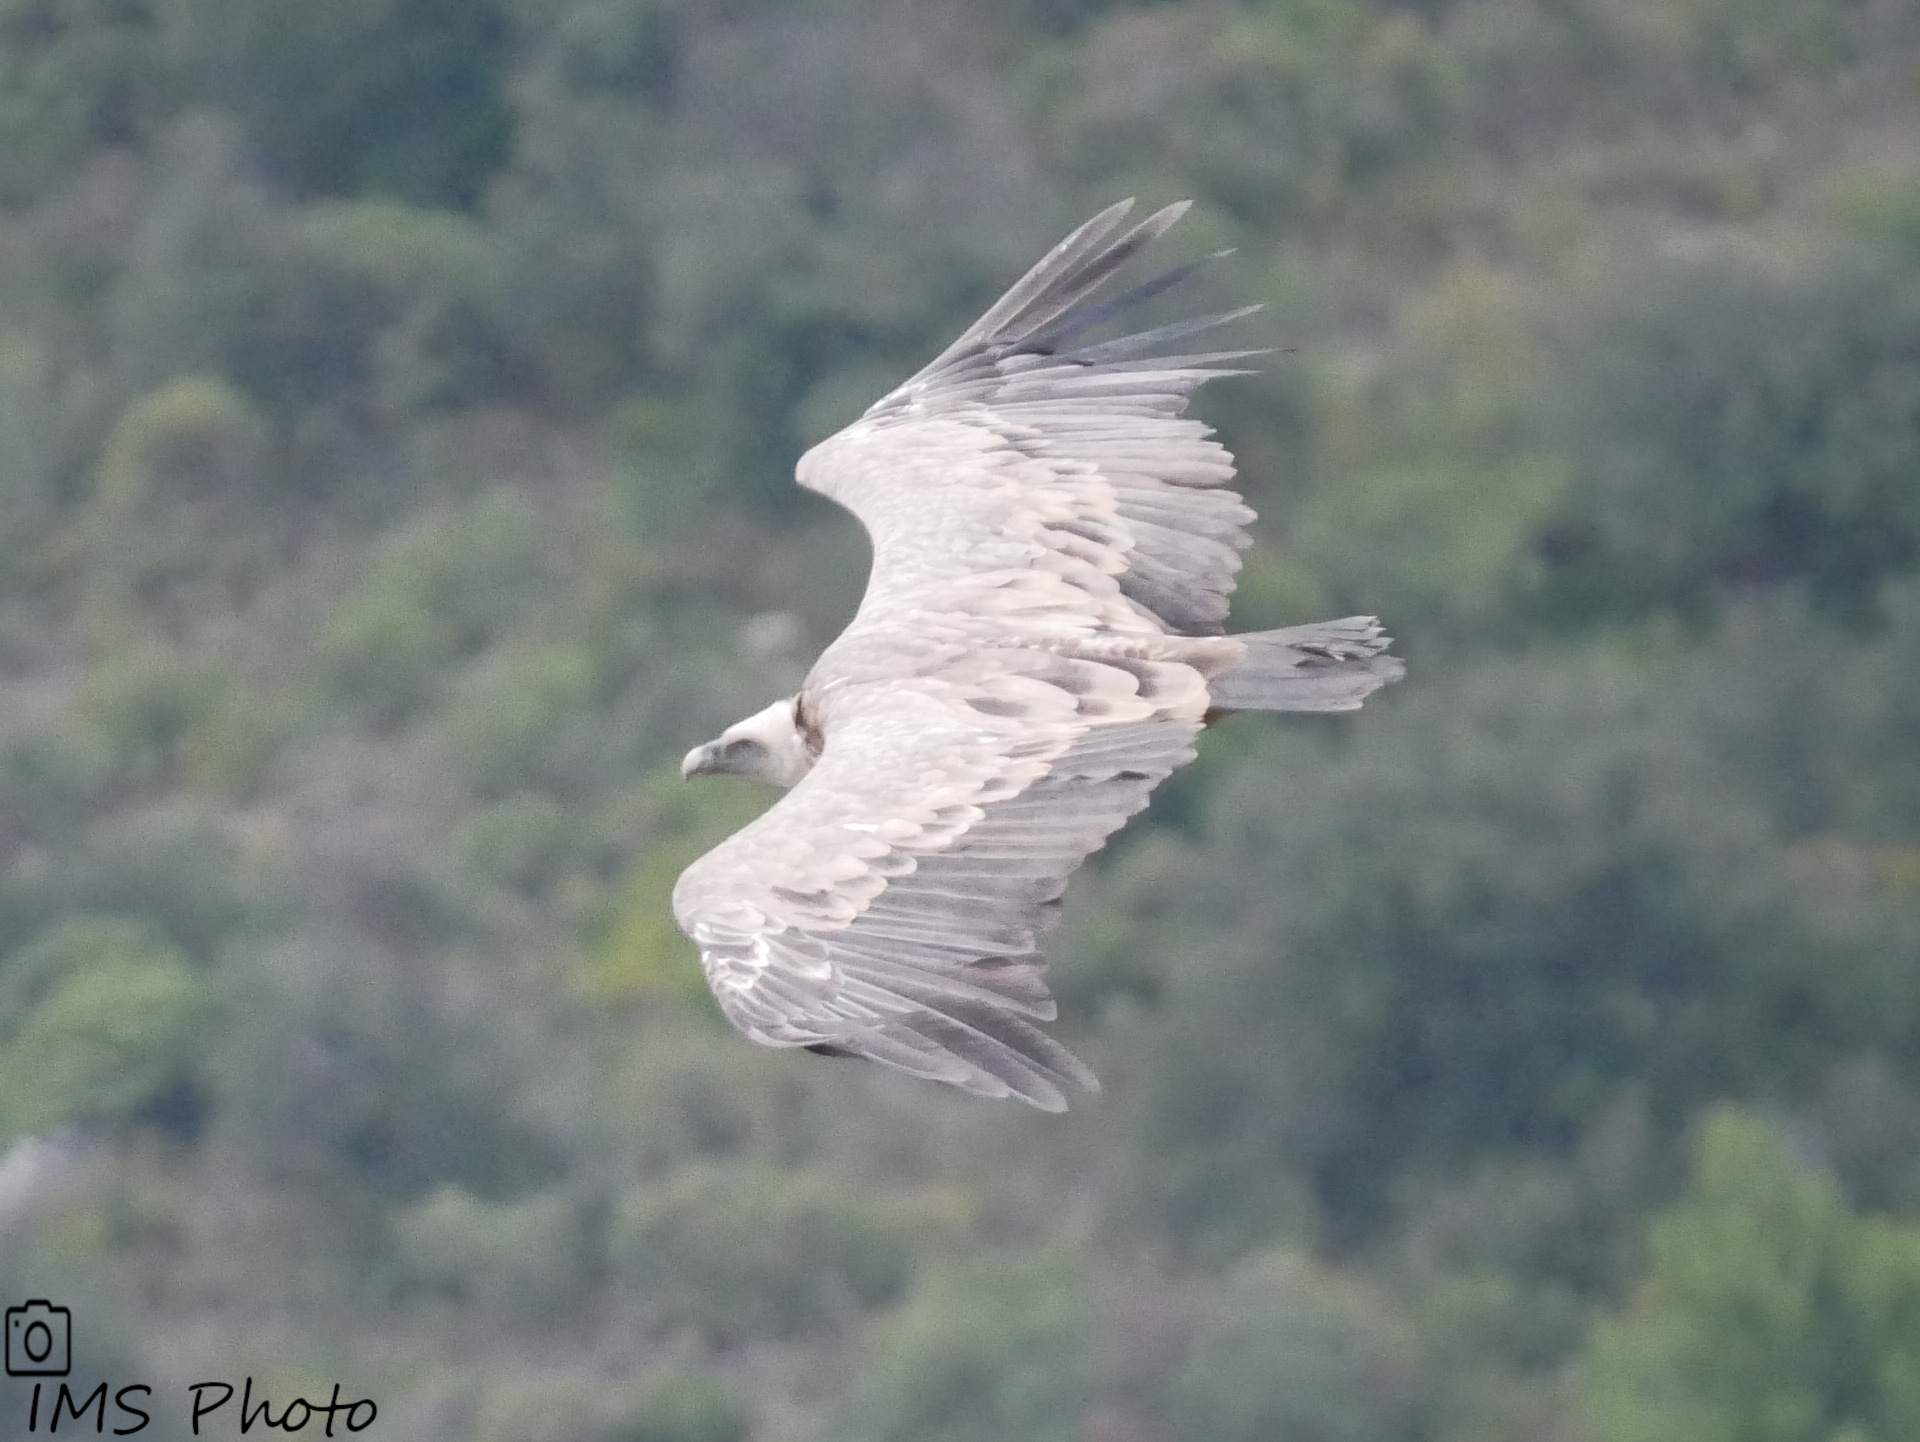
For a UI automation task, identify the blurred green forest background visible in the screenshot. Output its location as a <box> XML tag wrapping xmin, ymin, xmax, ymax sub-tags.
<box><xmin>0</xmin><ymin>0</ymin><xmax>1918</xmax><ymax>1437</ymax></box>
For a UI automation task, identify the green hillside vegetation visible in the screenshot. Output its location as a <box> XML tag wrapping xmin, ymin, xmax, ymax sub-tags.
<box><xmin>0</xmin><ymin>0</ymin><xmax>1917</xmax><ymax>1438</ymax></box>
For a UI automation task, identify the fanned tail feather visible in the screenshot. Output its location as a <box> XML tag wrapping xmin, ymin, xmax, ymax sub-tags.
<box><xmin>1208</xmin><ymin>617</ymin><xmax>1405</xmax><ymax>714</ymax></box>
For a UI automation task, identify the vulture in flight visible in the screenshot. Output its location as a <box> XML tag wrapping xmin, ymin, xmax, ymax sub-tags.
<box><xmin>674</xmin><ymin>200</ymin><xmax>1402</xmax><ymax>1110</ymax></box>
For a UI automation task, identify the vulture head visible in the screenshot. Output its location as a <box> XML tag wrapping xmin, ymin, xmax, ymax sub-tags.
<box><xmin>681</xmin><ymin>696</ymin><xmax>812</xmax><ymax>787</ymax></box>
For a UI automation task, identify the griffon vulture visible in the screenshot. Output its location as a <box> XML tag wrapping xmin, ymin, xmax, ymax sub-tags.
<box><xmin>674</xmin><ymin>201</ymin><xmax>1402</xmax><ymax>1110</ymax></box>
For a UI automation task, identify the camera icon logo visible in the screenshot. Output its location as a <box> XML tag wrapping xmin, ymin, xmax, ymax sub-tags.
<box><xmin>5</xmin><ymin>1299</ymin><xmax>71</xmax><ymax>1376</ymax></box>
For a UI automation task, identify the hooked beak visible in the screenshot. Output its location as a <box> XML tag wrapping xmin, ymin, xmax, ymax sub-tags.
<box><xmin>681</xmin><ymin>743</ymin><xmax>719</xmax><ymax>778</ymax></box>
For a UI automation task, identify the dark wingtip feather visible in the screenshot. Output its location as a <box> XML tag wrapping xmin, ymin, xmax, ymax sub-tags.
<box><xmin>933</xmin><ymin>200</ymin><xmax>1140</xmax><ymax>365</ymax></box>
<box><xmin>1062</xmin><ymin>305</ymin><xmax>1266</xmax><ymax>366</ymax></box>
<box><xmin>915</xmin><ymin>199</ymin><xmax>1233</xmax><ymax>377</ymax></box>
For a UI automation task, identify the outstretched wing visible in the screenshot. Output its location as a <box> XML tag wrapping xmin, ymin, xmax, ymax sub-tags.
<box><xmin>797</xmin><ymin>199</ymin><xmax>1264</xmax><ymax>637</ymax></box>
<box><xmin>672</xmin><ymin>649</ymin><xmax>1210</xmax><ymax>1110</ymax></box>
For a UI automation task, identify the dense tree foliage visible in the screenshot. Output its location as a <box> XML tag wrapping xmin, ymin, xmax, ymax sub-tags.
<box><xmin>1587</xmin><ymin>1107</ymin><xmax>1920</xmax><ymax>1442</ymax></box>
<box><xmin>0</xmin><ymin>0</ymin><xmax>1916</xmax><ymax>1438</ymax></box>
